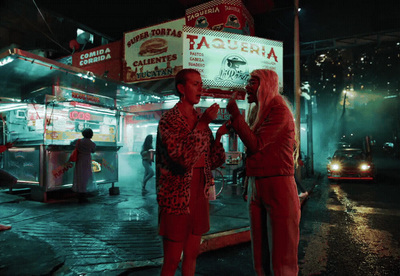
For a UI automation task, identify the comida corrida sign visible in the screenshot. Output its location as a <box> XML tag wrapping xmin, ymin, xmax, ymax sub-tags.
<box><xmin>182</xmin><ymin>25</ymin><xmax>283</xmax><ymax>90</ymax></box>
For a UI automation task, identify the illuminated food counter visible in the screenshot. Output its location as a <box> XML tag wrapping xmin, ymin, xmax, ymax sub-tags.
<box><xmin>2</xmin><ymin>86</ymin><xmax>122</xmax><ymax>200</ymax></box>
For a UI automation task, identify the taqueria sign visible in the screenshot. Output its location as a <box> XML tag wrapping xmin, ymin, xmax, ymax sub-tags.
<box><xmin>182</xmin><ymin>25</ymin><xmax>283</xmax><ymax>90</ymax></box>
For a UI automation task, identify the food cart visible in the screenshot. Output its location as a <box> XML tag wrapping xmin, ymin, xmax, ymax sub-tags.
<box><xmin>0</xmin><ymin>48</ymin><xmax>125</xmax><ymax>201</ymax></box>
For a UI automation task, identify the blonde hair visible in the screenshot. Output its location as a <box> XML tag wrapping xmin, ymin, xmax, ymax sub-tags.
<box><xmin>247</xmin><ymin>103</ymin><xmax>258</xmax><ymax>127</ymax></box>
<box><xmin>249</xmin><ymin>69</ymin><xmax>299</xmax><ymax>164</ymax></box>
<box><xmin>249</xmin><ymin>69</ymin><xmax>280</xmax><ymax>130</ymax></box>
<box><xmin>282</xmin><ymin>94</ymin><xmax>300</xmax><ymax>167</ymax></box>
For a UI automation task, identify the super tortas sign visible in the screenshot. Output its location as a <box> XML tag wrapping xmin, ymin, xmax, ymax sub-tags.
<box><xmin>123</xmin><ymin>18</ymin><xmax>185</xmax><ymax>83</ymax></box>
<box><xmin>182</xmin><ymin>26</ymin><xmax>283</xmax><ymax>90</ymax></box>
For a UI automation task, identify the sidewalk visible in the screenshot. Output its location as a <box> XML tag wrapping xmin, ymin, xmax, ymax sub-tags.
<box><xmin>0</xmin><ymin>168</ymin><xmax>319</xmax><ymax>275</ymax></box>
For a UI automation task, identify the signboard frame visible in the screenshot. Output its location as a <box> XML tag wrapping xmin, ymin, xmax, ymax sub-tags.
<box><xmin>123</xmin><ymin>18</ymin><xmax>185</xmax><ymax>83</ymax></box>
<box><xmin>182</xmin><ymin>25</ymin><xmax>283</xmax><ymax>91</ymax></box>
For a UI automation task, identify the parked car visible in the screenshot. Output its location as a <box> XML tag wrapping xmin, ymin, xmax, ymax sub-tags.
<box><xmin>336</xmin><ymin>141</ymin><xmax>351</xmax><ymax>148</ymax></box>
<box><xmin>327</xmin><ymin>148</ymin><xmax>376</xmax><ymax>182</ymax></box>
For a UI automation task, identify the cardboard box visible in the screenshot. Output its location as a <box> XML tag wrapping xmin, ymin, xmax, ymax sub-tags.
<box><xmin>185</xmin><ymin>0</ymin><xmax>254</xmax><ymax>36</ymax></box>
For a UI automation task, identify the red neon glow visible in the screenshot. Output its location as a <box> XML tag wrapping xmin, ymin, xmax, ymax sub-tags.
<box><xmin>69</xmin><ymin>111</ymin><xmax>91</xmax><ymax>120</ymax></box>
<box><xmin>328</xmin><ymin>176</ymin><xmax>374</xmax><ymax>180</ymax></box>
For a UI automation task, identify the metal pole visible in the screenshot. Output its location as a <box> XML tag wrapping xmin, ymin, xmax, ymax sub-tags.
<box><xmin>309</xmin><ymin>97</ymin><xmax>314</xmax><ymax>175</ymax></box>
<box><xmin>340</xmin><ymin>91</ymin><xmax>347</xmax><ymax>141</ymax></box>
<box><xmin>294</xmin><ymin>0</ymin><xmax>301</xmax><ymax>180</ymax></box>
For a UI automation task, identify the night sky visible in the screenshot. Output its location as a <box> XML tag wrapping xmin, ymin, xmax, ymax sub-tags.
<box><xmin>33</xmin><ymin>0</ymin><xmax>399</xmax><ymax>43</ymax></box>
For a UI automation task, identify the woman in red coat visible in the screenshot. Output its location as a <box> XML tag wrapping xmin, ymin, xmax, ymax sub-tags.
<box><xmin>227</xmin><ymin>69</ymin><xmax>300</xmax><ymax>276</ymax></box>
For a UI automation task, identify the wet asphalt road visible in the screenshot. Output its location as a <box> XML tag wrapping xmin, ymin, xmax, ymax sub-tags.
<box><xmin>1</xmin><ymin>153</ymin><xmax>399</xmax><ymax>275</ymax></box>
<box><xmin>132</xmin><ymin>155</ymin><xmax>400</xmax><ymax>276</ymax></box>
<box><xmin>298</xmin><ymin>157</ymin><xmax>400</xmax><ymax>275</ymax></box>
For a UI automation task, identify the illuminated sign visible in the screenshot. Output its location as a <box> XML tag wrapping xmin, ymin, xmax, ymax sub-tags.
<box><xmin>68</xmin><ymin>110</ymin><xmax>109</xmax><ymax>122</ymax></box>
<box><xmin>183</xmin><ymin>26</ymin><xmax>283</xmax><ymax>90</ymax></box>
<box><xmin>79</xmin><ymin>48</ymin><xmax>111</xmax><ymax>66</ymax></box>
<box><xmin>71</xmin><ymin>41</ymin><xmax>122</xmax><ymax>82</ymax></box>
<box><xmin>123</xmin><ymin>18</ymin><xmax>185</xmax><ymax>83</ymax></box>
<box><xmin>69</xmin><ymin>111</ymin><xmax>91</xmax><ymax>120</ymax></box>
<box><xmin>185</xmin><ymin>0</ymin><xmax>254</xmax><ymax>36</ymax></box>
<box><xmin>45</xmin><ymin>131</ymin><xmax>116</xmax><ymax>142</ymax></box>
<box><xmin>53</xmin><ymin>87</ymin><xmax>115</xmax><ymax>108</ymax></box>
<box><xmin>73</xmin><ymin>41</ymin><xmax>121</xmax><ymax>67</ymax></box>
<box><xmin>71</xmin><ymin>92</ymin><xmax>100</xmax><ymax>103</ymax></box>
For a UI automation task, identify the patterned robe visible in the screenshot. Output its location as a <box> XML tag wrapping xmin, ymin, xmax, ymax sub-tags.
<box><xmin>156</xmin><ymin>104</ymin><xmax>225</xmax><ymax>215</ymax></box>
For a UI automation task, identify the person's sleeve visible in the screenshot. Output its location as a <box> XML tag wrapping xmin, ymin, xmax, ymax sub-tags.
<box><xmin>230</xmin><ymin>105</ymin><xmax>289</xmax><ymax>154</ymax></box>
<box><xmin>0</xmin><ymin>145</ymin><xmax>6</xmax><ymax>153</ymax></box>
<box><xmin>159</xmin><ymin>116</ymin><xmax>210</xmax><ymax>170</ymax></box>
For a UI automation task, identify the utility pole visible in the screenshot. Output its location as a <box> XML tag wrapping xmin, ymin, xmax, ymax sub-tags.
<box><xmin>340</xmin><ymin>91</ymin><xmax>347</xmax><ymax>142</ymax></box>
<box><xmin>294</xmin><ymin>0</ymin><xmax>301</xmax><ymax>180</ymax></box>
<box><xmin>307</xmin><ymin>96</ymin><xmax>314</xmax><ymax>175</ymax></box>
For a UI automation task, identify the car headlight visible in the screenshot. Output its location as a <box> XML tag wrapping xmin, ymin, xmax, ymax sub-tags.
<box><xmin>330</xmin><ymin>163</ymin><xmax>340</xmax><ymax>171</ymax></box>
<box><xmin>360</xmin><ymin>163</ymin><xmax>370</xmax><ymax>171</ymax></box>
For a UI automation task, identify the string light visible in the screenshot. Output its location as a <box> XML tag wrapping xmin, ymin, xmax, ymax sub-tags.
<box><xmin>0</xmin><ymin>56</ymin><xmax>13</xmax><ymax>66</ymax></box>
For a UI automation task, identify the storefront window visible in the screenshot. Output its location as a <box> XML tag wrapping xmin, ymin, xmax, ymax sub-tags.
<box><xmin>45</xmin><ymin>102</ymin><xmax>118</xmax><ymax>146</ymax></box>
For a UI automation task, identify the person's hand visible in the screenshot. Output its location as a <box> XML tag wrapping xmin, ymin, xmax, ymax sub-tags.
<box><xmin>5</xmin><ymin>142</ymin><xmax>13</xmax><ymax>149</ymax></box>
<box><xmin>242</xmin><ymin>188</ymin><xmax>248</xmax><ymax>202</ymax></box>
<box><xmin>226</xmin><ymin>95</ymin><xmax>240</xmax><ymax>118</ymax></box>
<box><xmin>215</xmin><ymin>121</ymin><xmax>230</xmax><ymax>143</ymax></box>
<box><xmin>216</xmin><ymin>121</ymin><xmax>230</xmax><ymax>137</ymax></box>
<box><xmin>199</xmin><ymin>103</ymin><xmax>219</xmax><ymax>125</ymax></box>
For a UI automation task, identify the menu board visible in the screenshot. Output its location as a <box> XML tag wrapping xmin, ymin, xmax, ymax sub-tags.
<box><xmin>182</xmin><ymin>26</ymin><xmax>283</xmax><ymax>90</ymax></box>
<box><xmin>123</xmin><ymin>18</ymin><xmax>185</xmax><ymax>83</ymax></box>
<box><xmin>44</xmin><ymin>101</ymin><xmax>117</xmax><ymax>145</ymax></box>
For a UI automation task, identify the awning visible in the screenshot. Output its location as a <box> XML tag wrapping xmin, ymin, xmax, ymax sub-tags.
<box><xmin>0</xmin><ymin>48</ymin><xmax>146</xmax><ymax>106</ymax></box>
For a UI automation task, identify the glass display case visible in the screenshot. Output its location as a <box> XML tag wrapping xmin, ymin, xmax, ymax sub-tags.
<box><xmin>1</xmin><ymin>86</ymin><xmax>122</xmax><ymax>198</ymax></box>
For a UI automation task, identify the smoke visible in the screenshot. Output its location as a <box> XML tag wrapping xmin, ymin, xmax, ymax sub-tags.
<box><xmin>118</xmin><ymin>153</ymin><xmax>145</xmax><ymax>186</ymax></box>
<box><xmin>310</xmin><ymin>93</ymin><xmax>397</xmax><ymax>172</ymax></box>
